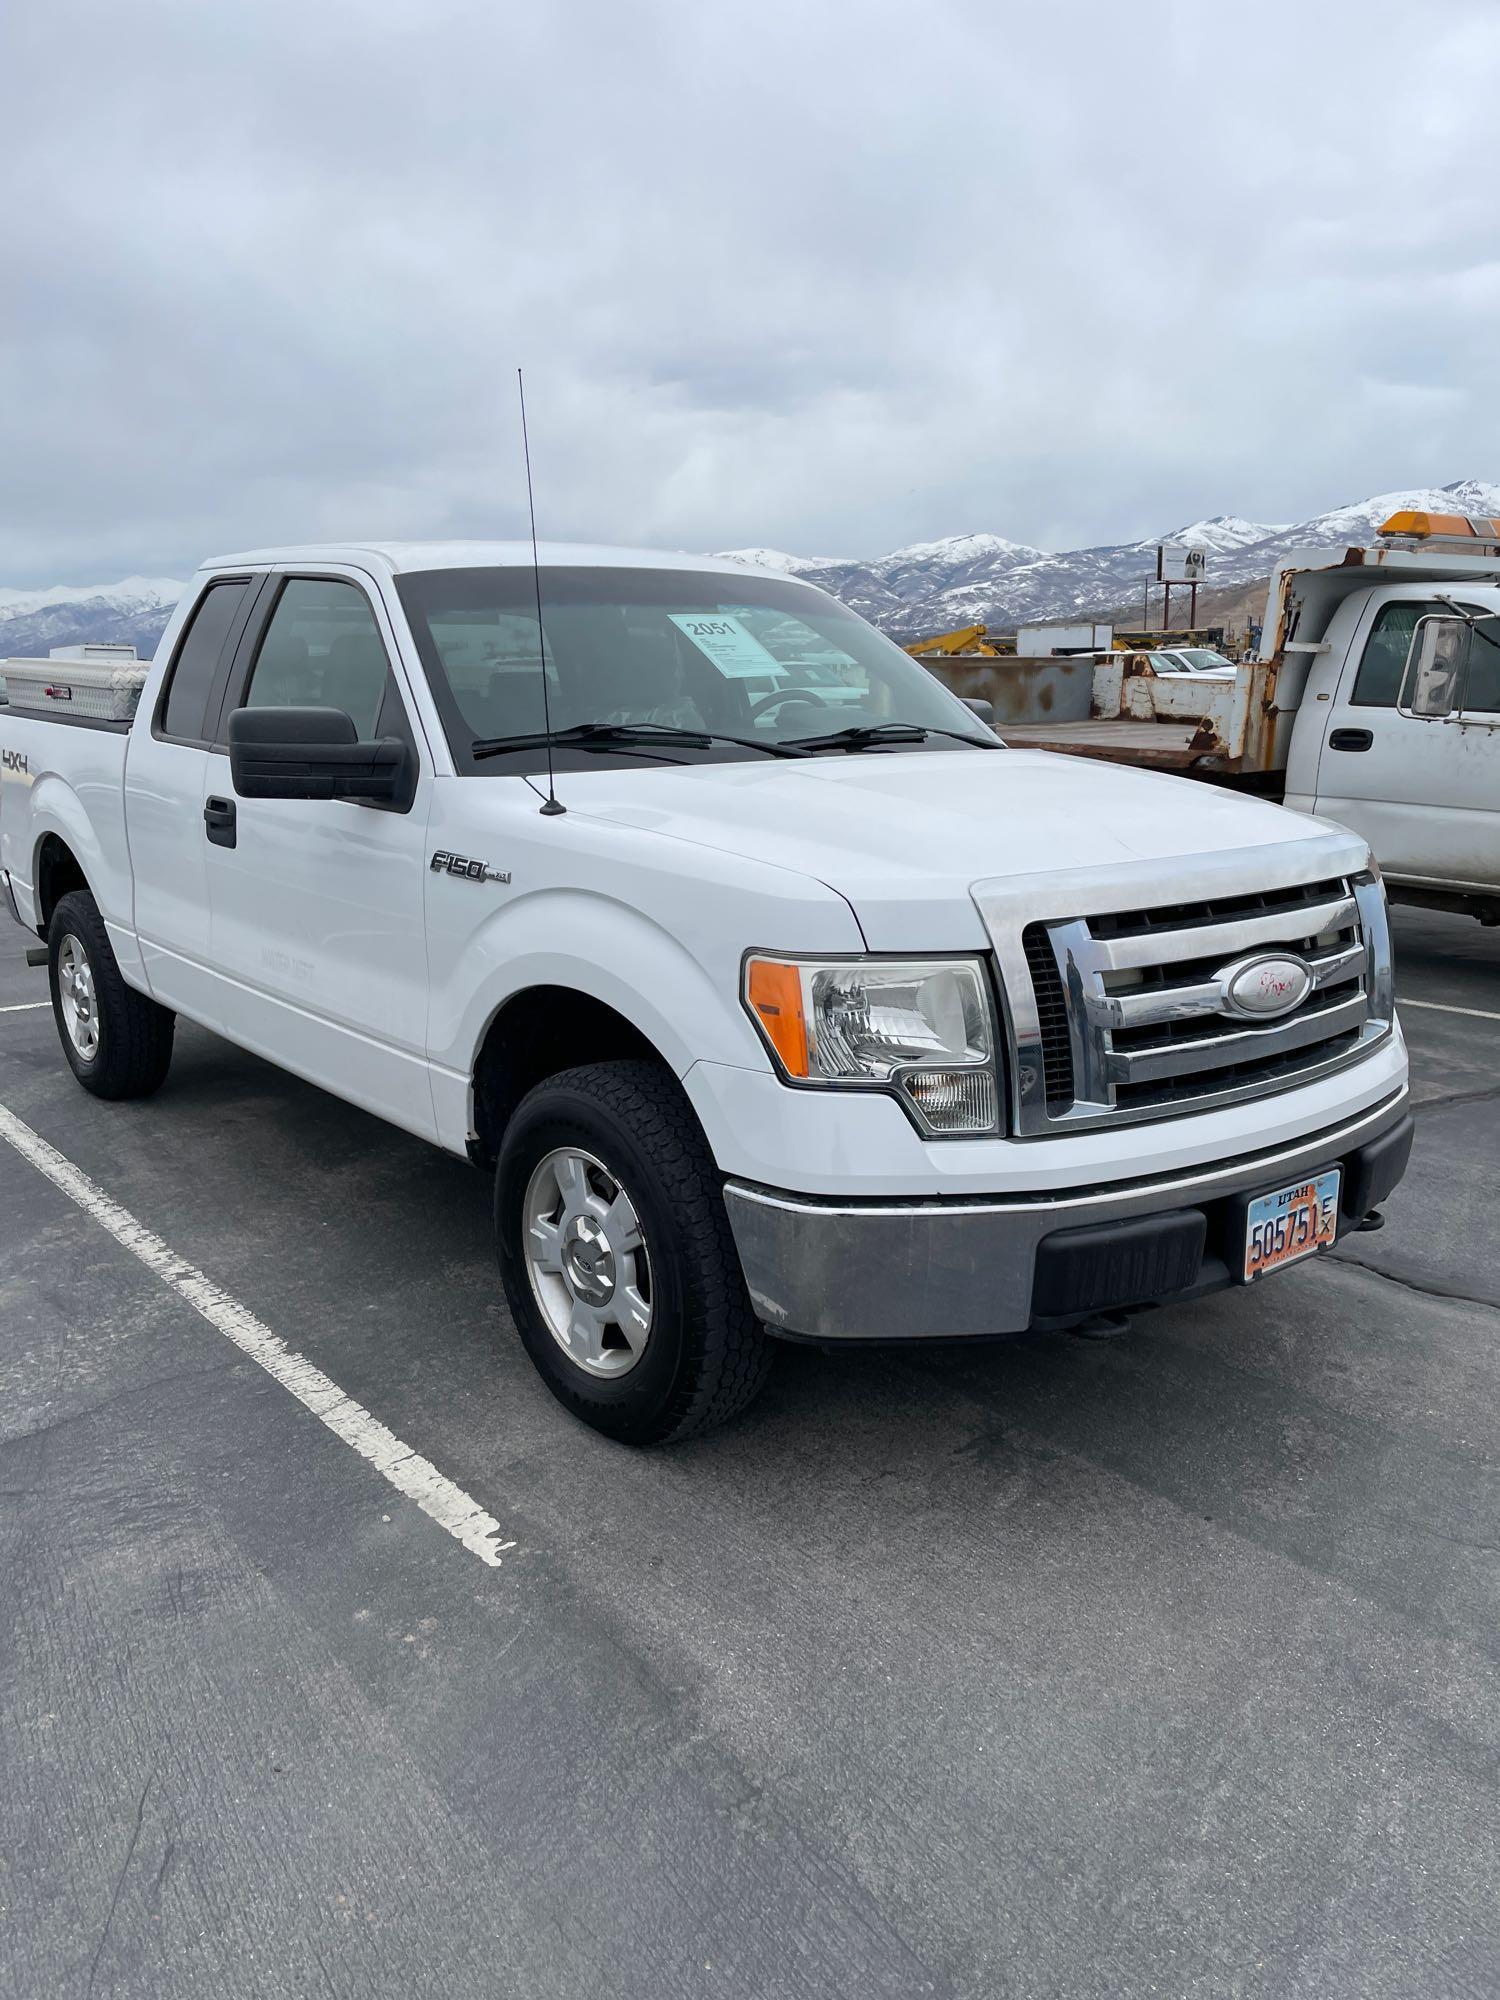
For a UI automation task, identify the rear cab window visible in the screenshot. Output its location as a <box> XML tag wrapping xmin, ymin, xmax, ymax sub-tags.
<box><xmin>157</xmin><ymin>578</ymin><xmax>253</xmax><ymax>741</ymax></box>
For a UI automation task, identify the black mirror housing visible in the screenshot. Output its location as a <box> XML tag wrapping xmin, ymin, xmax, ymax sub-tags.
<box><xmin>228</xmin><ymin>707</ymin><xmax>413</xmax><ymax>807</ymax></box>
<box><xmin>962</xmin><ymin>696</ymin><xmax>996</xmax><ymax>727</ymax></box>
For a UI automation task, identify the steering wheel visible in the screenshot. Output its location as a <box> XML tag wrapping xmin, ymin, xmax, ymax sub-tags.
<box><xmin>750</xmin><ymin>689</ymin><xmax>834</xmax><ymax>721</ymax></box>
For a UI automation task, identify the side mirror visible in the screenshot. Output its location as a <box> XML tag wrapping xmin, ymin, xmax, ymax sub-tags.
<box><xmin>962</xmin><ymin>696</ymin><xmax>996</xmax><ymax>726</ymax></box>
<box><xmin>228</xmin><ymin>706</ymin><xmax>412</xmax><ymax>806</ymax></box>
<box><xmin>1400</xmin><ymin>616</ymin><xmax>1469</xmax><ymax>719</ymax></box>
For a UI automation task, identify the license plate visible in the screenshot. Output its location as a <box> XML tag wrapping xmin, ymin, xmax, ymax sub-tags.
<box><xmin>1243</xmin><ymin>1169</ymin><xmax>1341</xmax><ymax>1282</ymax></box>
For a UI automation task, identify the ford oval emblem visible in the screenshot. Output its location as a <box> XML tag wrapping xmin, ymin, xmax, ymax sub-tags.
<box><xmin>1217</xmin><ymin>951</ymin><xmax>1313</xmax><ymax>1021</ymax></box>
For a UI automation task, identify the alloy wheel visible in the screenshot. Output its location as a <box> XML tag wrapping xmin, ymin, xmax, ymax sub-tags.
<box><xmin>522</xmin><ymin>1147</ymin><xmax>654</xmax><ymax>1377</ymax></box>
<box><xmin>57</xmin><ymin>934</ymin><xmax>99</xmax><ymax>1061</ymax></box>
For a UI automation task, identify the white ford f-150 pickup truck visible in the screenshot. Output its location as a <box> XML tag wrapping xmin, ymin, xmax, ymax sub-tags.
<box><xmin>0</xmin><ymin>542</ymin><xmax>1412</xmax><ymax>1442</ymax></box>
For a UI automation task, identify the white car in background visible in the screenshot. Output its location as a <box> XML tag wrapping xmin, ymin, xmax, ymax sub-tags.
<box><xmin>1151</xmin><ymin>647</ymin><xmax>1239</xmax><ymax>679</ymax></box>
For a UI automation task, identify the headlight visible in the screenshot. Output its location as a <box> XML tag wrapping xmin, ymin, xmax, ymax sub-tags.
<box><xmin>744</xmin><ymin>955</ymin><xmax>1001</xmax><ymax>1135</ymax></box>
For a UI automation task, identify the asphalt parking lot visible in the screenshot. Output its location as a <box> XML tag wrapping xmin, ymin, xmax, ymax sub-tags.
<box><xmin>1</xmin><ymin>907</ymin><xmax>1496</xmax><ymax>2000</ymax></box>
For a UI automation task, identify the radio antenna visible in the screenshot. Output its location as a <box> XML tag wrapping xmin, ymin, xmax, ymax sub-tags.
<box><xmin>517</xmin><ymin>367</ymin><xmax>565</xmax><ymax>816</ymax></box>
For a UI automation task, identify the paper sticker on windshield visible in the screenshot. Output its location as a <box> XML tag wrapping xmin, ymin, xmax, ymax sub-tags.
<box><xmin>668</xmin><ymin>613</ymin><xmax>783</xmax><ymax>679</ymax></box>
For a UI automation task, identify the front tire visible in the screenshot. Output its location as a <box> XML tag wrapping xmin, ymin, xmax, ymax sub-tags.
<box><xmin>48</xmin><ymin>889</ymin><xmax>175</xmax><ymax>1099</ymax></box>
<box><xmin>495</xmin><ymin>1061</ymin><xmax>771</xmax><ymax>1444</ymax></box>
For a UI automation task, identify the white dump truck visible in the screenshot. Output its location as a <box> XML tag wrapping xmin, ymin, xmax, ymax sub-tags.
<box><xmin>937</xmin><ymin>509</ymin><xmax>1500</xmax><ymax>925</ymax></box>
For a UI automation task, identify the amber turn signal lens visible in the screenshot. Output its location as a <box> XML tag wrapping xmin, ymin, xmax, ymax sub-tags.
<box><xmin>745</xmin><ymin>958</ymin><xmax>809</xmax><ymax>1077</ymax></box>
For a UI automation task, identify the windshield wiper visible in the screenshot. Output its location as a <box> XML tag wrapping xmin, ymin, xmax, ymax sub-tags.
<box><xmin>783</xmin><ymin>721</ymin><xmax>999</xmax><ymax>753</ymax></box>
<box><xmin>471</xmin><ymin>720</ymin><xmax>809</xmax><ymax>761</ymax></box>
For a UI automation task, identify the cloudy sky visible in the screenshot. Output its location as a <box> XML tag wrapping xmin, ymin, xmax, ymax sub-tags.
<box><xmin>3</xmin><ymin>0</ymin><xmax>1499</xmax><ymax>586</ymax></box>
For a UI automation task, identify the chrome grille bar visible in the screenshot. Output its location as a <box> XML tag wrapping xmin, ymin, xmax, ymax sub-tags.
<box><xmin>1106</xmin><ymin>993</ymin><xmax>1370</xmax><ymax>1086</ymax></box>
<box><xmin>1090</xmin><ymin>894</ymin><xmax>1359</xmax><ymax>971</ymax></box>
<box><xmin>1098</xmin><ymin>940</ymin><xmax>1367</xmax><ymax>1030</ymax></box>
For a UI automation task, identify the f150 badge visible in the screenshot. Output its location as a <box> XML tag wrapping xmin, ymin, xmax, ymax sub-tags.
<box><xmin>430</xmin><ymin>849</ymin><xmax>510</xmax><ymax>885</ymax></box>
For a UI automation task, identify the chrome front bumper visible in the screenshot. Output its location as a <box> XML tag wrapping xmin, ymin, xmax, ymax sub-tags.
<box><xmin>723</xmin><ymin>1088</ymin><xmax>1413</xmax><ymax>1341</ymax></box>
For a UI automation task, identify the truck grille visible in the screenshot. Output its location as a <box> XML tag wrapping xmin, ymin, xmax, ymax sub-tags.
<box><xmin>1022</xmin><ymin>923</ymin><xmax>1075</xmax><ymax>1109</ymax></box>
<box><xmin>1006</xmin><ymin>870</ymin><xmax>1393</xmax><ymax>1133</ymax></box>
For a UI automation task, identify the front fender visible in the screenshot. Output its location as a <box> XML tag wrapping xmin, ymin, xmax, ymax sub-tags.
<box><xmin>434</xmin><ymin>883</ymin><xmax>778</xmax><ymax>1079</ymax></box>
<box><xmin>425</xmin><ymin>881</ymin><xmax>864</xmax><ymax>1156</ymax></box>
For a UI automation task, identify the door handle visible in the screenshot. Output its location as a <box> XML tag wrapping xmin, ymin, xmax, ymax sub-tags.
<box><xmin>204</xmin><ymin>796</ymin><xmax>238</xmax><ymax>848</ymax></box>
<box><xmin>1327</xmin><ymin>727</ymin><xmax>1373</xmax><ymax>752</ymax></box>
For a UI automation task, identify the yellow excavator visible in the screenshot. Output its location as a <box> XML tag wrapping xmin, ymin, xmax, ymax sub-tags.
<box><xmin>904</xmin><ymin>624</ymin><xmax>1005</xmax><ymax>657</ymax></box>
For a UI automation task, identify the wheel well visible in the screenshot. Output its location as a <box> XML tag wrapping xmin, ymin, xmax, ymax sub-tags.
<box><xmin>470</xmin><ymin>986</ymin><xmax>666</xmax><ymax>1168</ymax></box>
<box><xmin>34</xmin><ymin>835</ymin><xmax>88</xmax><ymax>934</ymax></box>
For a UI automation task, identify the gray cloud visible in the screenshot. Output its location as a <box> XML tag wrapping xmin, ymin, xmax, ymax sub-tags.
<box><xmin>3</xmin><ymin>0</ymin><xmax>1499</xmax><ymax>585</ymax></box>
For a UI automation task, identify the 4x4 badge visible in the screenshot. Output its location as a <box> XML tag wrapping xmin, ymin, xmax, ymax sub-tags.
<box><xmin>430</xmin><ymin>850</ymin><xmax>510</xmax><ymax>885</ymax></box>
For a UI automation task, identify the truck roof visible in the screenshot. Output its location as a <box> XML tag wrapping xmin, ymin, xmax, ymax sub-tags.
<box><xmin>198</xmin><ymin>540</ymin><xmax>795</xmax><ymax>582</ymax></box>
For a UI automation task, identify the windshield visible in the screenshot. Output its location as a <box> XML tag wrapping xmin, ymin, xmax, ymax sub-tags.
<box><xmin>395</xmin><ymin>566</ymin><xmax>991</xmax><ymax>773</ymax></box>
<box><xmin>1175</xmin><ymin>648</ymin><xmax>1236</xmax><ymax>671</ymax></box>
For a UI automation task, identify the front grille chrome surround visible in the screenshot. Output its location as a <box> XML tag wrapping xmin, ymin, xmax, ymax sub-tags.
<box><xmin>973</xmin><ymin>842</ymin><xmax>1396</xmax><ymax>1135</ymax></box>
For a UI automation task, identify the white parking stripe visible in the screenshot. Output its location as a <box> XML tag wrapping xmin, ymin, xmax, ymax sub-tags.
<box><xmin>1402</xmin><ymin>997</ymin><xmax>1500</xmax><ymax>1023</ymax></box>
<box><xmin>0</xmin><ymin>1002</ymin><xmax>49</xmax><ymax>1013</ymax></box>
<box><xmin>0</xmin><ymin>1103</ymin><xmax>516</xmax><ymax>1569</ymax></box>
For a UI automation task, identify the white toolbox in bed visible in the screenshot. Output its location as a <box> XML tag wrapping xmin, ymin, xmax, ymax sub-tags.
<box><xmin>1</xmin><ymin>647</ymin><xmax>149</xmax><ymax>722</ymax></box>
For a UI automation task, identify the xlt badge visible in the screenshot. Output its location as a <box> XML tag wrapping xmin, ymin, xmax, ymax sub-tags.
<box><xmin>430</xmin><ymin>850</ymin><xmax>510</xmax><ymax>885</ymax></box>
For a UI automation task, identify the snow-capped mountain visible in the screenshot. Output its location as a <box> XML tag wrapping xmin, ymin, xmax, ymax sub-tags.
<box><xmin>0</xmin><ymin>574</ymin><xmax>184</xmax><ymax>615</ymax></box>
<box><xmin>722</xmin><ymin>480</ymin><xmax>1500</xmax><ymax>633</ymax></box>
<box><xmin>6</xmin><ymin>482</ymin><xmax>1499</xmax><ymax>658</ymax></box>
<box><xmin>712</xmin><ymin>547</ymin><xmax>853</xmax><ymax>575</ymax></box>
<box><xmin>0</xmin><ymin>576</ymin><xmax>184</xmax><ymax>660</ymax></box>
<box><xmin>1152</xmin><ymin>515</ymin><xmax>1289</xmax><ymax>555</ymax></box>
<box><xmin>875</xmin><ymin>531</ymin><xmax>1045</xmax><ymax>568</ymax></box>
<box><xmin>1218</xmin><ymin>480</ymin><xmax>1500</xmax><ymax>581</ymax></box>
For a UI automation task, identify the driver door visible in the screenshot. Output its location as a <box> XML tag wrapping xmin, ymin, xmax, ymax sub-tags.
<box><xmin>201</xmin><ymin>569</ymin><xmax>439</xmax><ymax>1139</ymax></box>
<box><xmin>1313</xmin><ymin>593</ymin><xmax>1500</xmax><ymax>893</ymax></box>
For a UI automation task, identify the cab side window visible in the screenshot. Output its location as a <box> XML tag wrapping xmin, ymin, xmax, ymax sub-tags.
<box><xmin>160</xmin><ymin>578</ymin><xmax>250</xmax><ymax>740</ymax></box>
<box><xmin>1352</xmin><ymin>598</ymin><xmax>1500</xmax><ymax>714</ymax></box>
<box><xmin>1463</xmin><ymin>620</ymin><xmax>1500</xmax><ymax>712</ymax></box>
<box><xmin>244</xmin><ymin>578</ymin><xmax>394</xmax><ymax>739</ymax></box>
<box><xmin>1350</xmin><ymin>601</ymin><xmax>1438</xmax><ymax>709</ymax></box>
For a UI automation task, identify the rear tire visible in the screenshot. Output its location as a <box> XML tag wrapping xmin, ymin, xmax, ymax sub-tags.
<box><xmin>48</xmin><ymin>889</ymin><xmax>175</xmax><ymax>1099</ymax></box>
<box><xmin>495</xmin><ymin>1060</ymin><xmax>771</xmax><ymax>1444</ymax></box>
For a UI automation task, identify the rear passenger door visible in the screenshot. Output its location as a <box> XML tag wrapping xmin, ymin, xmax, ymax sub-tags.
<box><xmin>1314</xmin><ymin>593</ymin><xmax>1500</xmax><ymax>892</ymax></box>
<box><xmin>126</xmin><ymin>572</ymin><xmax>262</xmax><ymax>1024</ymax></box>
<box><xmin>201</xmin><ymin>570</ymin><xmax>439</xmax><ymax>1139</ymax></box>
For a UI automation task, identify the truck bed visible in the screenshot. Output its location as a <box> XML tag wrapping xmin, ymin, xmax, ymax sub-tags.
<box><xmin>931</xmin><ymin>647</ymin><xmax>1270</xmax><ymax>776</ymax></box>
<box><xmin>999</xmin><ymin>718</ymin><xmax>1212</xmax><ymax>770</ymax></box>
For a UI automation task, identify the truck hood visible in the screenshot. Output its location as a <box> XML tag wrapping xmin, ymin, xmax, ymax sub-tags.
<box><xmin>562</xmin><ymin>748</ymin><xmax>1355</xmax><ymax>950</ymax></box>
